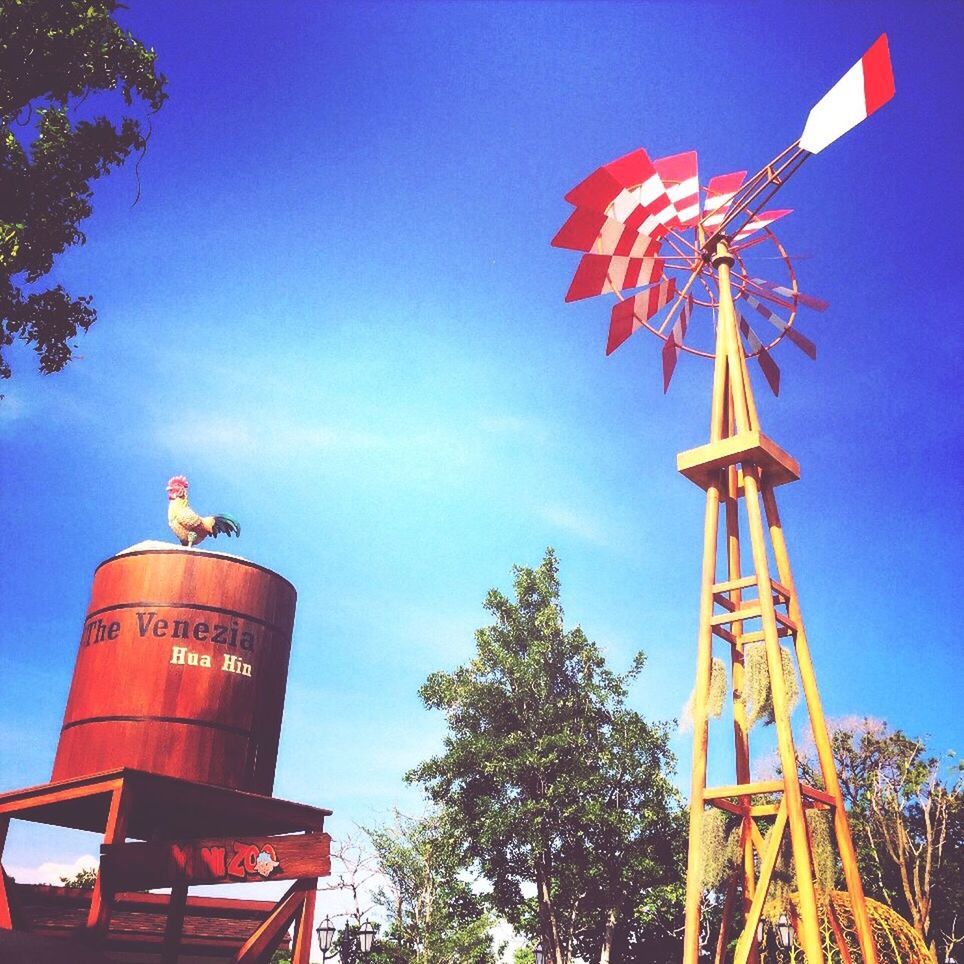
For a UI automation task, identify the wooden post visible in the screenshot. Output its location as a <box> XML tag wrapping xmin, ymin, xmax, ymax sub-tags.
<box><xmin>87</xmin><ymin>781</ymin><xmax>133</xmax><ymax>938</ymax></box>
<box><xmin>160</xmin><ymin>880</ymin><xmax>189</xmax><ymax>964</ymax></box>
<box><xmin>290</xmin><ymin>880</ymin><xmax>317</xmax><ymax>964</ymax></box>
<box><xmin>682</xmin><ymin>477</ymin><xmax>723</xmax><ymax>964</ymax></box>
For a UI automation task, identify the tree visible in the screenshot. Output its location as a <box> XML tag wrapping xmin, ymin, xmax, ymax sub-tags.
<box><xmin>0</xmin><ymin>0</ymin><xmax>166</xmax><ymax>381</ymax></box>
<box><xmin>59</xmin><ymin>864</ymin><xmax>98</xmax><ymax>889</ymax></box>
<box><xmin>408</xmin><ymin>549</ymin><xmax>682</xmax><ymax>964</ymax></box>
<box><xmin>800</xmin><ymin>718</ymin><xmax>963</xmax><ymax>963</ymax></box>
<box><xmin>365</xmin><ymin>810</ymin><xmax>500</xmax><ymax>964</ymax></box>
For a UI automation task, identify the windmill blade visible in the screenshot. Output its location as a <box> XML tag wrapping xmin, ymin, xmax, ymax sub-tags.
<box><xmin>745</xmin><ymin>294</ymin><xmax>817</xmax><ymax>360</ymax></box>
<box><xmin>566</xmin><ymin>254</ymin><xmax>664</xmax><ymax>302</ymax></box>
<box><xmin>700</xmin><ymin>171</ymin><xmax>747</xmax><ymax>234</ymax></box>
<box><xmin>662</xmin><ymin>295</ymin><xmax>692</xmax><ymax>392</ymax></box>
<box><xmin>564</xmin><ymin>147</ymin><xmax>681</xmax><ymax>237</ymax></box>
<box><xmin>748</xmin><ymin>277</ymin><xmax>829</xmax><ymax>312</ymax></box>
<box><xmin>739</xmin><ymin>315</ymin><xmax>781</xmax><ymax>396</ymax></box>
<box><xmin>741</xmin><ymin>278</ymin><xmax>795</xmax><ymax>311</ymax></box>
<box><xmin>552</xmin><ymin>208</ymin><xmax>660</xmax><ymax>258</ymax></box>
<box><xmin>732</xmin><ymin>209</ymin><xmax>792</xmax><ymax>241</ymax></box>
<box><xmin>800</xmin><ymin>34</ymin><xmax>895</xmax><ymax>154</ymax></box>
<box><xmin>607</xmin><ymin>278</ymin><xmax>677</xmax><ymax>355</ymax></box>
<box><xmin>654</xmin><ymin>151</ymin><xmax>700</xmax><ymax>227</ymax></box>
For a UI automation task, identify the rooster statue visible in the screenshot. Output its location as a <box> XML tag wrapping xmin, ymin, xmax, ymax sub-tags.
<box><xmin>166</xmin><ymin>476</ymin><xmax>241</xmax><ymax>548</ymax></box>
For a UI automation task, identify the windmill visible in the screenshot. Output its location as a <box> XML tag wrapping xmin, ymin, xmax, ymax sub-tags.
<box><xmin>553</xmin><ymin>36</ymin><xmax>895</xmax><ymax>964</ymax></box>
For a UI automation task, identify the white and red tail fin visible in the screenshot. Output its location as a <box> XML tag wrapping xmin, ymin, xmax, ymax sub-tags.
<box><xmin>607</xmin><ymin>278</ymin><xmax>676</xmax><ymax>355</ymax></box>
<box><xmin>800</xmin><ymin>34</ymin><xmax>895</xmax><ymax>154</ymax></box>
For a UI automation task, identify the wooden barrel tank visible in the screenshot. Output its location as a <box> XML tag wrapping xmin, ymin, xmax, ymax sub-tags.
<box><xmin>52</xmin><ymin>547</ymin><xmax>297</xmax><ymax>795</ymax></box>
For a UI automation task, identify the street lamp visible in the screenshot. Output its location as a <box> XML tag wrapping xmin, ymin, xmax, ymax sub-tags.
<box><xmin>316</xmin><ymin>915</ymin><xmax>377</xmax><ymax>962</ymax></box>
<box><xmin>534</xmin><ymin>941</ymin><xmax>544</xmax><ymax>964</ymax></box>
<box><xmin>316</xmin><ymin>916</ymin><xmax>336</xmax><ymax>955</ymax></box>
<box><xmin>756</xmin><ymin>915</ymin><xmax>794</xmax><ymax>955</ymax></box>
<box><xmin>358</xmin><ymin>920</ymin><xmax>376</xmax><ymax>954</ymax></box>
<box><xmin>776</xmin><ymin>913</ymin><xmax>793</xmax><ymax>949</ymax></box>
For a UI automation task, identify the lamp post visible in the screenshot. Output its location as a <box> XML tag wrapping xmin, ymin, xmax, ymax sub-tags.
<box><xmin>316</xmin><ymin>915</ymin><xmax>377</xmax><ymax>962</ymax></box>
<box><xmin>756</xmin><ymin>914</ymin><xmax>794</xmax><ymax>957</ymax></box>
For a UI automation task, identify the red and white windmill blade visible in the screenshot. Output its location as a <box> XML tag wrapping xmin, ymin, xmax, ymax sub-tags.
<box><xmin>553</xmin><ymin>34</ymin><xmax>895</xmax><ymax>391</ymax></box>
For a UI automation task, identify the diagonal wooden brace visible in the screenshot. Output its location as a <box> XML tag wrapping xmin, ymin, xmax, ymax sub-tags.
<box><xmin>734</xmin><ymin>799</ymin><xmax>788</xmax><ymax>964</ymax></box>
<box><xmin>233</xmin><ymin>878</ymin><xmax>314</xmax><ymax>964</ymax></box>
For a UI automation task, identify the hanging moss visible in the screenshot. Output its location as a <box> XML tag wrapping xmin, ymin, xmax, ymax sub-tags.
<box><xmin>762</xmin><ymin>817</ymin><xmax>795</xmax><ymax>922</ymax></box>
<box><xmin>807</xmin><ymin>809</ymin><xmax>836</xmax><ymax>894</ymax></box>
<box><xmin>683</xmin><ymin>658</ymin><xmax>728</xmax><ymax>730</ymax></box>
<box><xmin>743</xmin><ymin>643</ymin><xmax>800</xmax><ymax>728</ymax></box>
<box><xmin>760</xmin><ymin>809</ymin><xmax>838</xmax><ymax>926</ymax></box>
<box><xmin>701</xmin><ymin>807</ymin><xmax>741</xmax><ymax>891</ymax></box>
<box><xmin>708</xmin><ymin>657</ymin><xmax>727</xmax><ymax>718</ymax></box>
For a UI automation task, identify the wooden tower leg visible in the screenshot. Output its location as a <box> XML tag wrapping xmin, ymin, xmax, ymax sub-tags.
<box><xmin>762</xmin><ymin>486</ymin><xmax>880</xmax><ymax>964</ymax></box>
<box><xmin>742</xmin><ymin>469</ymin><xmax>823</xmax><ymax>964</ymax></box>
<box><xmin>682</xmin><ymin>477</ymin><xmax>723</xmax><ymax>964</ymax></box>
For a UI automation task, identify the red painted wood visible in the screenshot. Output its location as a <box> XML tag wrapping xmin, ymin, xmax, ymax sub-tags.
<box><xmin>52</xmin><ymin>549</ymin><xmax>296</xmax><ymax>795</ymax></box>
<box><xmin>101</xmin><ymin>832</ymin><xmax>331</xmax><ymax>891</ymax></box>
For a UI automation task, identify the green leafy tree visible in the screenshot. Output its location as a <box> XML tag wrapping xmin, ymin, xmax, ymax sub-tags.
<box><xmin>0</xmin><ymin>0</ymin><xmax>166</xmax><ymax>380</ymax></box>
<box><xmin>59</xmin><ymin>864</ymin><xmax>98</xmax><ymax>888</ymax></box>
<box><xmin>800</xmin><ymin>718</ymin><xmax>963</xmax><ymax>963</ymax></box>
<box><xmin>408</xmin><ymin>549</ymin><xmax>682</xmax><ymax>964</ymax></box>
<box><xmin>365</xmin><ymin>810</ymin><xmax>500</xmax><ymax>964</ymax></box>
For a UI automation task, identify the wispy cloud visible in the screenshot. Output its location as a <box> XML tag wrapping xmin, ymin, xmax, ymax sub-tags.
<box><xmin>537</xmin><ymin>501</ymin><xmax>613</xmax><ymax>547</ymax></box>
<box><xmin>478</xmin><ymin>413</ymin><xmax>550</xmax><ymax>442</ymax></box>
<box><xmin>155</xmin><ymin>415</ymin><xmax>389</xmax><ymax>460</ymax></box>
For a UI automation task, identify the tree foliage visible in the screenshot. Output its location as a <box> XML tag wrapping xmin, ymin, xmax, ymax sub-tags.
<box><xmin>0</xmin><ymin>0</ymin><xmax>166</xmax><ymax>380</ymax></box>
<box><xmin>801</xmin><ymin>718</ymin><xmax>963</xmax><ymax>963</ymax></box>
<box><xmin>365</xmin><ymin>810</ymin><xmax>500</xmax><ymax>964</ymax></box>
<box><xmin>408</xmin><ymin>549</ymin><xmax>683</xmax><ymax>964</ymax></box>
<box><xmin>59</xmin><ymin>864</ymin><xmax>98</xmax><ymax>889</ymax></box>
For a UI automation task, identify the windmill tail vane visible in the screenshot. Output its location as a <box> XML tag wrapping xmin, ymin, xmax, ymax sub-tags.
<box><xmin>553</xmin><ymin>34</ymin><xmax>896</xmax><ymax>964</ymax></box>
<box><xmin>553</xmin><ymin>32</ymin><xmax>894</xmax><ymax>392</ymax></box>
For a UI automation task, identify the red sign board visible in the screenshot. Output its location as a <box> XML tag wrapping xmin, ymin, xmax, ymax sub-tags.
<box><xmin>101</xmin><ymin>832</ymin><xmax>331</xmax><ymax>891</ymax></box>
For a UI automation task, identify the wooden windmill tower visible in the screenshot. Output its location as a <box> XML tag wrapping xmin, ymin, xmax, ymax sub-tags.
<box><xmin>554</xmin><ymin>37</ymin><xmax>896</xmax><ymax>964</ymax></box>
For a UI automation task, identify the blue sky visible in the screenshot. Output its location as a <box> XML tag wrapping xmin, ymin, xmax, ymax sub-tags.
<box><xmin>1</xmin><ymin>0</ymin><xmax>961</xmax><ymax>941</ymax></box>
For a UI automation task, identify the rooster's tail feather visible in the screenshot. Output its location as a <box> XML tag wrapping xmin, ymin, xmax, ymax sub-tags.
<box><xmin>211</xmin><ymin>515</ymin><xmax>241</xmax><ymax>539</ymax></box>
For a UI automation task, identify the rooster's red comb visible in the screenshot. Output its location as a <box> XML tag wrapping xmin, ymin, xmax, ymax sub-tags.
<box><xmin>166</xmin><ymin>475</ymin><xmax>189</xmax><ymax>490</ymax></box>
